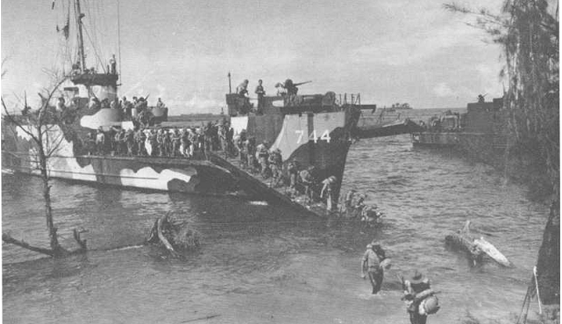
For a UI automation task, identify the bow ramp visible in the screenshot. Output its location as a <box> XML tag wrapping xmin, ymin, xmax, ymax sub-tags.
<box><xmin>206</xmin><ymin>152</ymin><xmax>320</xmax><ymax>217</ymax></box>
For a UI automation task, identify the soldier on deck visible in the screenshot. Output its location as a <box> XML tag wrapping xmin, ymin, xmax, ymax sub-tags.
<box><xmin>156</xmin><ymin>129</ymin><xmax>165</xmax><ymax>156</ymax></box>
<box><xmin>171</xmin><ymin>128</ymin><xmax>181</xmax><ymax>157</ymax></box>
<box><xmin>268</xmin><ymin>148</ymin><xmax>283</xmax><ymax>187</ymax></box>
<box><xmin>246</xmin><ymin>137</ymin><xmax>257</xmax><ymax>172</ymax></box>
<box><xmin>84</xmin><ymin>132</ymin><xmax>95</xmax><ymax>155</ymax></box>
<box><xmin>90</xmin><ymin>97</ymin><xmax>101</xmax><ymax>112</ymax></box>
<box><xmin>95</xmin><ymin>128</ymin><xmax>105</xmax><ymax>155</ymax></box>
<box><xmin>110</xmin><ymin>98</ymin><xmax>121</xmax><ymax>110</ymax></box>
<box><xmin>255</xmin><ymin>79</ymin><xmax>266</xmax><ymax>115</ymax></box>
<box><xmin>156</xmin><ymin>98</ymin><xmax>166</xmax><ymax>109</ymax></box>
<box><xmin>101</xmin><ymin>98</ymin><xmax>110</xmax><ymax>109</ymax></box>
<box><xmin>109</xmin><ymin>55</ymin><xmax>117</xmax><ymax>74</ymax></box>
<box><xmin>163</xmin><ymin>129</ymin><xmax>172</xmax><ymax>157</ymax></box>
<box><xmin>284</xmin><ymin>79</ymin><xmax>298</xmax><ymax>96</ymax></box>
<box><xmin>197</xmin><ymin>127</ymin><xmax>206</xmax><ymax>154</ymax></box>
<box><xmin>114</xmin><ymin>129</ymin><xmax>125</xmax><ymax>155</ymax></box>
<box><xmin>287</xmin><ymin>160</ymin><xmax>299</xmax><ymax>197</ymax></box>
<box><xmin>204</xmin><ymin>122</ymin><xmax>214</xmax><ymax>152</ymax></box>
<box><xmin>134</xmin><ymin>128</ymin><xmax>147</xmax><ymax>156</ymax></box>
<box><xmin>236</xmin><ymin>130</ymin><xmax>248</xmax><ymax>168</ymax></box>
<box><xmin>121</xmin><ymin>96</ymin><xmax>130</xmax><ymax>118</ymax></box>
<box><xmin>320</xmin><ymin>176</ymin><xmax>337</xmax><ymax>211</ymax></box>
<box><xmin>256</xmin><ymin>141</ymin><xmax>270</xmax><ymax>178</ymax></box>
<box><xmin>218</xmin><ymin>123</ymin><xmax>227</xmax><ymax>152</ymax></box>
<box><xmin>299</xmin><ymin>166</ymin><xmax>316</xmax><ymax>204</ymax></box>
<box><xmin>125</xmin><ymin>129</ymin><xmax>135</xmax><ymax>156</ymax></box>
<box><xmin>56</xmin><ymin>97</ymin><xmax>66</xmax><ymax>112</ymax></box>
<box><xmin>226</xmin><ymin>126</ymin><xmax>234</xmax><ymax>157</ymax></box>
<box><xmin>275</xmin><ymin>82</ymin><xmax>287</xmax><ymax>96</ymax></box>
<box><xmin>146</xmin><ymin>129</ymin><xmax>157</xmax><ymax>156</ymax></box>
<box><xmin>180</xmin><ymin>128</ymin><xmax>191</xmax><ymax>158</ymax></box>
<box><xmin>237</xmin><ymin>79</ymin><xmax>249</xmax><ymax>97</ymax></box>
<box><xmin>106</xmin><ymin>127</ymin><xmax>117</xmax><ymax>155</ymax></box>
<box><xmin>236</xmin><ymin>80</ymin><xmax>251</xmax><ymax>115</ymax></box>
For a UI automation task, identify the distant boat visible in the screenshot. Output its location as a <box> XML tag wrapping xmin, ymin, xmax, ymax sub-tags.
<box><xmin>390</xmin><ymin>103</ymin><xmax>413</xmax><ymax>110</ymax></box>
<box><xmin>411</xmin><ymin>97</ymin><xmax>506</xmax><ymax>149</ymax></box>
<box><xmin>353</xmin><ymin>104</ymin><xmax>422</xmax><ymax>138</ymax></box>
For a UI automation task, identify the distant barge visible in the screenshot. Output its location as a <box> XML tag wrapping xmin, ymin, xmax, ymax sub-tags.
<box><xmin>411</xmin><ymin>98</ymin><xmax>507</xmax><ymax>151</ymax></box>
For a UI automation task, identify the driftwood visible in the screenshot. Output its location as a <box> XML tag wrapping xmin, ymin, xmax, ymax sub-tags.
<box><xmin>73</xmin><ymin>228</ymin><xmax>87</xmax><ymax>251</ymax></box>
<box><xmin>2</xmin><ymin>233</ymin><xmax>56</xmax><ymax>256</ymax></box>
<box><xmin>147</xmin><ymin>213</ymin><xmax>200</xmax><ymax>258</ymax></box>
<box><xmin>157</xmin><ymin>216</ymin><xmax>180</xmax><ymax>258</ymax></box>
<box><xmin>2</xmin><ymin>227</ymin><xmax>88</xmax><ymax>257</ymax></box>
<box><xmin>445</xmin><ymin>221</ymin><xmax>511</xmax><ymax>267</ymax></box>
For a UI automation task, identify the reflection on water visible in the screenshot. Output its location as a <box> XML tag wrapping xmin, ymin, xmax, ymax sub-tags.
<box><xmin>2</xmin><ymin>109</ymin><xmax>549</xmax><ymax>323</ymax></box>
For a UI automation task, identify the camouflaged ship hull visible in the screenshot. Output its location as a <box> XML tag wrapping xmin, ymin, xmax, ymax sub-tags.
<box><xmin>2</xmin><ymin>101</ymin><xmax>360</xmax><ymax>203</ymax></box>
<box><xmin>1</xmin><ymin>121</ymin><xmax>241</xmax><ymax>195</ymax></box>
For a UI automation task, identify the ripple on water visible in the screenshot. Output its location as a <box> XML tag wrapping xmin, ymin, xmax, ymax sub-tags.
<box><xmin>2</xmin><ymin>116</ymin><xmax>550</xmax><ymax>323</ymax></box>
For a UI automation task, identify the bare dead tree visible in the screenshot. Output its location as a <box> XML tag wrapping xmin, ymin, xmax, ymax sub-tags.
<box><xmin>2</xmin><ymin>74</ymin><xmax>87</xmax><ymax>258</ymax></box>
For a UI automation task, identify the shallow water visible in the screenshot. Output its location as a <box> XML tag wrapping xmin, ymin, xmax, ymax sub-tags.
<box><xmin>3</xmin><ymin>109</ymin><xmax>549</xmax><ymax>323</ymax></box>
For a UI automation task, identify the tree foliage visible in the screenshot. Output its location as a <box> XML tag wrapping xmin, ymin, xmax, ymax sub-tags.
<box><xmin>445</xmin><ymin>0</ymin><xmax>559</xmax><ymax>192</ymax></box>
<box><xmin>445</xmin><ymin>0</ymin><xmax>559</xmax><ymax>309</ymax></box>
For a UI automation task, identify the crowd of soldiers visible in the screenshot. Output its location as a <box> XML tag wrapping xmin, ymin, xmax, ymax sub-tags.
<box><xmin>79</xmin><ymin>110</ymin><xmax>383</xmax><ymax>223</ymax></box>
<box><xmin>88</xmin><ymin>96</ymin><xmax>166</xmax><ymax>126</ymax></box>
<box><xmin>82</xmin><ymin>118</ymin><xmax>233</xmax><ymax>158</ymax></box>
<box><xmin>234</xmin><ymin>78</ymin><xmax>310</xmax><ymax>115</ymax></box>
<box><xmin>340</xmin><ymin>189</ymin><xmax>384</xmax><ymax>227</ymax></box>
<box><xmin>50</xmin><ymin>94</ymin><xmax>167</xmax><ymax>129</ymax></box>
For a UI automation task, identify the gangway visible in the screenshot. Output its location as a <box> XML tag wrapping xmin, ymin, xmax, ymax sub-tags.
<box><xmin>206</xmin><ymin>152</ymin><xmax>321</xmax><ymax>217</ymax></box>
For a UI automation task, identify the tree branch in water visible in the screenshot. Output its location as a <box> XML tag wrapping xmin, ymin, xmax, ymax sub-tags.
<box><xmin>2</xmin><ymin>233</ymin><xmax>55</xmax><ymax>256</ymax></box>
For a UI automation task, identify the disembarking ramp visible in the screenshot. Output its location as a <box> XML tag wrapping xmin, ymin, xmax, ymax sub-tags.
<box><xmin>206</xmin><ymin>152</ymin><xmax>320</xmax><ymax>217</ymax></box>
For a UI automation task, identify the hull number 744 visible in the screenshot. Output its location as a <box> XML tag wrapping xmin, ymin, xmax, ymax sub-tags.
<box><xmin>295</xmin><ymin>130</ymin><xmax>331</xmax><ymax>144</ymax></box>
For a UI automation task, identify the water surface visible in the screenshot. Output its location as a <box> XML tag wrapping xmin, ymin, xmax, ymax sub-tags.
<box><xmin>3</xmin><ymin>109</ymin><xmax>548</xmax><ymax>323</ymax></box>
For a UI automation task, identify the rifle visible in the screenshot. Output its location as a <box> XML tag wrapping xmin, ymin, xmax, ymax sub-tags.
<box><xmin>397</xmin><ymin>274</ymin><xmax>406</xmax><ymax>291</ymax></box>
<box><xmin>398</xmin><ymin>274</ymin><xmax>413</xmax><ymax>301</ymax></box>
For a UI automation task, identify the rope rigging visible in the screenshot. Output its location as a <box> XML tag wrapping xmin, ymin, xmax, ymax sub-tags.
<box><xmin>52</xmin><ymin>0</ymin><xmax>119</xmax><ymax>73</ymax></box>
<box><xmin>117</xmin><ymin>0</ymin><xmax>122</xmax><ymax>83</ymax></box>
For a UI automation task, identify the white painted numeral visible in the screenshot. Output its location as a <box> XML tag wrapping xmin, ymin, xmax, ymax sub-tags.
<box><xmin>295</xmin><ymin>130</ymin><xmax>304</xmax><ymax>144</ymax></box>
<box><xmin>309</xmin><ymin>130</ymin><xmax>318</xmax><ymax>143</ymax></box>
<box><xmin>296</xmin><ymin>129</ymin><xmax>331</xmax><ymax>144</ymax></box>
<box><xmin>320</xmin><ymin>130</ymin><xmax>331</xmax><ymax>143</ymax></box>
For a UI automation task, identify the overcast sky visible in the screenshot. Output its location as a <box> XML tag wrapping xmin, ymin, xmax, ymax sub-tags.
<box><xmin>2</xmin><ymin>0</ymin><xmax>508</xmax><ymax>114</ymax></box>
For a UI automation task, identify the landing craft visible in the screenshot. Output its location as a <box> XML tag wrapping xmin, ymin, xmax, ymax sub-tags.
<box><xmin>1</xmin><ymin>0</ymin><xmax>419</xmax><ymax>217</ymax></box>
<box><xmin>2</xmin><ymin>0</ymin><xmax>367</xmax><ymax>217</ymax></box>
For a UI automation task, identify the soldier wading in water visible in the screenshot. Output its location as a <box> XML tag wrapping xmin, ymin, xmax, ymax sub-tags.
<box><xmin>360</xmin><ymin>242</ymin><xmax>387</xmax><ymax>294</ymax></box>
<box><xmin>401</xmin><ymin>270</ymin><xmax>440</xmax><ymax>324</ymax></box>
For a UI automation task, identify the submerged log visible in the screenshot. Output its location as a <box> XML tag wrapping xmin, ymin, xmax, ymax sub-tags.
<box><xmin>147</xmin><ymin>213</ymin><xmax>201</xmax><ymax>257</ymax></box>
<box><xmin>445</xmin><ymin>221</ymin><xmax>511</xmax><ymax>267</ymax></box>
<box><xmin>157</xmin><ymin>216</ymin><xmax>180</xmax><ymax>258</ymax></box>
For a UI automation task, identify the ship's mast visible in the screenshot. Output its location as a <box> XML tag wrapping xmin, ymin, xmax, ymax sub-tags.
<box><xmin>68</xmin><ymin>0</ymin><xmax>119</xmax><ymax>101</ymax></box>
<box><xmin>74</xmin><ymin>0</ymin><xmax>87</xmax><ymax>72</ymax></box>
